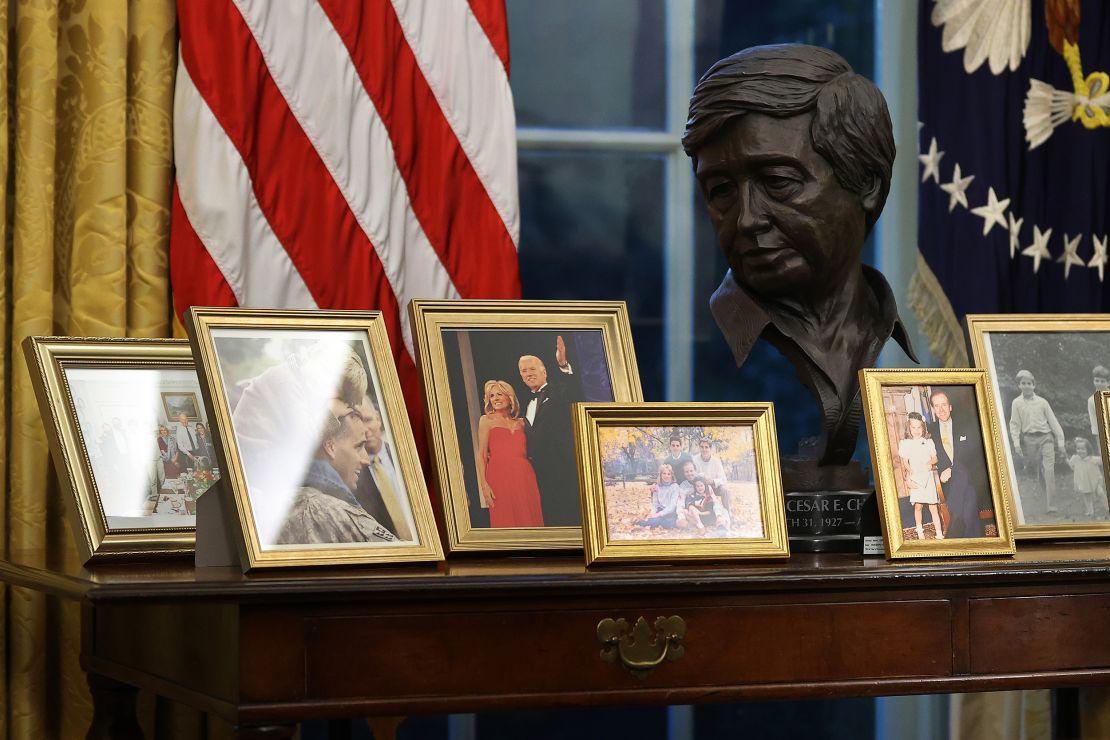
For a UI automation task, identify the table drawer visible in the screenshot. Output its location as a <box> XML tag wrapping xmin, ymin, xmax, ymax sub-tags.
<box><xmin>970</xmin><ymin>594</ymin><xmax>1110</xmax><ymax>673</ymax></box>
<box><xmin>296</xmin><ymin>599</ymin><xmax>951</xmax><ymax>701</ymax></box>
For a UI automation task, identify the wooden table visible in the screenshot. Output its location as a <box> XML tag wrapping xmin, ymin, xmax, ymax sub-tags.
<box><xmin>4</xmin><ymin>544</ymin><xmax>1110</xmax><ymax>738</ymax></box>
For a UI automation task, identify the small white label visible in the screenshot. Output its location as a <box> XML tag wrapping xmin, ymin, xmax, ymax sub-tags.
<box><xmin>861</xmin><ymin>536</ymin><xmax>885</xmax><ymax>556</ymax></box>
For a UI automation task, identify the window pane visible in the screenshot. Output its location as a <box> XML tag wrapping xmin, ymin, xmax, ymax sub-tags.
<box><xmin>517</xmin><ymin>151</ymin><xmax>665</xmax><ymax>401</ymax></box>
<box><xmin>695</xmin><ymin>0</ymin><xmax>875</xmax><ymax>80</ymax></box>
<box><xmin>507</xmin><ymin>0</ymin><xmax>666</xmax><ymax>130</ymax></box>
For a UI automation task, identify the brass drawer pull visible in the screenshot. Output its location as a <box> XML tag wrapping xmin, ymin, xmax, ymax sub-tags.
<box><xmin>597</xmin><ymin>616</ymin><xmax>686</xmax><ymax>679</ymax></box>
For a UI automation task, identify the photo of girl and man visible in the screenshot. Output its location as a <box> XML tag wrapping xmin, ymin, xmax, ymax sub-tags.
<box><xmin>598</xmin><ymin>425</ymin><xmax>764</xmax><ymax>541</ymax></box>
<box><xmin>441</xmin><ymin>328</ymin><xmax>615</xmax><ymax>530</ymax></box>
<box><xmin>880</xmin><ymin>384</ymin><xmax>998</xmax><ymax>541</ymax></box>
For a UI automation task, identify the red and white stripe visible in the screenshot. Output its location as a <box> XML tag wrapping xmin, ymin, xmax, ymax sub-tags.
<box><xmin>170</xmin><ymin>0</ymin><xmax>521</xmax><ymax>422</ymax></box>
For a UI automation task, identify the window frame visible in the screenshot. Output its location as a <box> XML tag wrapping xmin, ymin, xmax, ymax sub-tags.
<box><xmin>515</xmin><ymin>0</ymin><xmax>697</xmax><ymax>401</ymax></box>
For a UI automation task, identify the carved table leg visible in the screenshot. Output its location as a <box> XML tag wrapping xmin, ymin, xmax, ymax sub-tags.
<box><xmin>86</xmin><ymin>672</ymin><xmax>144</xmax><ymax>740</ymax></box>
<box><xmin>231</xmin><ymin>723</ymin><xmax>297</xmax><ymax>739</ymax></box>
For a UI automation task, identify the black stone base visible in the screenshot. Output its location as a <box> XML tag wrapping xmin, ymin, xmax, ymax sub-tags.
<box><xmin>785</xmin><ymin>490</ymin><xmax>880</xmax><ymax>553</ymax></box>
<box><xmin>780</xmin><ymin>458</ymin><xmax>881</xmax><ymax>553</ymax></box>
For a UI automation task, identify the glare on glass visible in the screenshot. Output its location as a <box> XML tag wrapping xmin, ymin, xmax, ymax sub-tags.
<box><xmin>65</xmin><ymin>367</ymin><xmax>219</xmax><ymax>529</ymax></box>
<box><xmin>209</xmin><ymin>328</ymin><xmax>417</xmax><ymax>551</ymax></box>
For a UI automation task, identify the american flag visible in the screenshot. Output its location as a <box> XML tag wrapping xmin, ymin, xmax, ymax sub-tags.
<box><xmin>916</xmin><ymin>0</ymin><xmax>1110</xmax><ymax>365</ymax></box>
<box><xmin>169</xmin><ymin>0</ymin><xmax>521</xmax><ymax>428</ymax></box>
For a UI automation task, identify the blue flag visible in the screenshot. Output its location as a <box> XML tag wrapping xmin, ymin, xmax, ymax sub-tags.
<box><xmin>915</xmin><ymin>0</ymin><xmax>1110</xmax><ymax>363</ymax></box>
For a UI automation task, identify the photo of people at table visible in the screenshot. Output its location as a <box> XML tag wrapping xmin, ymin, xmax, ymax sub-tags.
<box><xmin>598</xmin><ymin>424</ymin><xmax>764</xmax><ymax>541</ymax></box>
<box><xmin>981</xmin><ymin>331</ymin><xmax>1110</xmax><ymax>526</ymax></box>
<box><xmin>441</xmin><ymin>328</ymin><xmax>615</xmax><ymax>529</ymax></box>
<box><xmin>880</xmin><ymin>384</ymin><xmax>997</xmax><ymax>541</ymax></box>
<box><xmin>211</xmin><ymin>329</ymin><xmax>417</xmax><ymax>550</ymax></box>
<box><xmin>64</xmin><ymin>368</ymin><xmax>221</xmax><ymax>527</ymax></box>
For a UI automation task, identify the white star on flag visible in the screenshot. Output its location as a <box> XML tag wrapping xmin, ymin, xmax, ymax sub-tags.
<box><xmin>940</xmin><ymin>163</ymin><xmax>974</xmax><ymax>212</ymax></box>
<box><xmin>970</xmin><ymin>187</ymin><xmax>1010</xmax><ymax>236</ymax></box>
<box><xmin>1057</xmin><ymin>233</ymin><xmax>1085</xmax><ymax>279</ymax></box>
<box><xmin>1090</xmin><ymin>234</ymin><xmax>1108</xmax><ymax>282</ymax></box>
<box><xmin>1007</xmin><ymin>213</ymin><xmax>1024</xmax><ymax>259</ymax></box>
<box><xmin>919</xmin><ymin>137</ymin><xmax>944</xmax><ymax>184</ymax></box>
<box><xmin>1021</xmin><ymin>225</ymin><xmax>1053</xmax><ymax>273</ymax></box>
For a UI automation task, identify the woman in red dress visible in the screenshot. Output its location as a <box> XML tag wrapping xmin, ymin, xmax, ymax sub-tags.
<box><xmin>476</xmin><ymin>379</ymin><xmax>545</xmax><ymax>528</ymax></box>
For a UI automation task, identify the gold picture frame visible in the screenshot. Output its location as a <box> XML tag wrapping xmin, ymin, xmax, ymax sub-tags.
<box><xmin>573</xmin><ymin>402</ymin><xmax>789</xmax><ymax>565</ymax></box>
<box><xmin>860</xmin><ymin>369</ymin><xmax>1015</xmax><ymax>559</ymax></box>
<box><xmin>967</xmin><ymin>314</ymin><xmax>1110</xmax><ymax>539</ymax></box>
<box><xmin>1096</xmin><ymin>391</ymin><xmax>1110</xmax><ymax>498</ymax></box>
<box><xmin>22</xmin><ymin>337</ymin><xmax>211</xmax><ymax>563</ymax></box>
<box><xmin>410</xmin><ymin>300</ymin><xmax>642</xmax><ymax>552</ymax></box>
<box><xmin>186</xmin><ymin>307</ymin><xmax>443</xmax><ymax>570</ymax></box>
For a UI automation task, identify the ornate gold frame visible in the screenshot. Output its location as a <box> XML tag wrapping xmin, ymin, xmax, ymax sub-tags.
<box><xmin>186</xmin><ymin>308</ymin><xmax>444</xmax><ymax>570</ymax></box>
<box><xmin>1097</xmin><ymin>392</ymin><xmax>1110</xmax><ymax>496</ymax></box>
<box><xmin>860</xmin><ymin>369</ymin><xmax>1016</xmax><ymax>559</ymax></box>
<box><xmin>966</xmin><ymin>314</ymin><xmax>1110</xmax><ymax>539</ymax></box>
<box><xmin>410</xmin><ymin>300</ymin><xmax>642</xmax><ymax>552</ymax></box>
<box><xmin>22</xmin><ymin>336</ymin><xmax>198</xmax><ymax>563</ymax></box>
<box><xmin>573</xmin><ymin>402</ymin><xmax>789</xmax><ymax>565</ymax></box>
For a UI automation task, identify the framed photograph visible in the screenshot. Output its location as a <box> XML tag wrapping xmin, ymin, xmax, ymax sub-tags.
<box><xmin>161</xmin><ymin>391</ymin><xmax>201</xmax><ymax>422</ymax></box>
<box><xmin>1097</xmin><ymin>391</ymin><xmax>1110</xmax><ymax>486</ymax></box>
<box><xmin>410</xmin><ymin>300</ymin><xmax>642</xmax><ymax>552</ymax></box>
<box><xmin>22</xmin><ymin>337</ymin><xmax>220</xmax><ymax>563</ymax></box>
<box><xmin>572</xmin><ymin>402</ymin><xmax>788</xmax><ymax>565</ymax></box>
<box><xmin>186</xmin><ymin>308</ymin><xmax>443</xmax><ymax>570</ymax></box>
<box><xmin>967</xmin><ymin>314</ymin><xmax>1110</xmax><ymax>539</ymax></box>
<box><xmin>860</xmin><ymin>369</ymin><xmax>1015</xmax><ymax>559</ymax></box>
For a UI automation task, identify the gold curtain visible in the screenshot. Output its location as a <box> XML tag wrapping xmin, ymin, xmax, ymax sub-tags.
<box><xmin>1</xmin><ymin>0</ymin><xmax>176</xmax><ymax>737</ymax></box>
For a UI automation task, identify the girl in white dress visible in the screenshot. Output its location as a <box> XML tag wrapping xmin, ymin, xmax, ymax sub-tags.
<box><xmin>897</xmin><ymin>412</ymin><xmax>944</xmax><ymax>540</ymax></box>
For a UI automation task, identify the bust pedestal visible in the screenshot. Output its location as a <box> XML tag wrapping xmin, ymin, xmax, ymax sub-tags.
<box><xmin>781</xmin><ymin>456</ymin><xmax>880</xmax><ymax>553</ymax></box>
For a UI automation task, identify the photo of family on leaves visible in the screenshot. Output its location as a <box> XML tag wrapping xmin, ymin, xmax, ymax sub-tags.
<box><xmin>879</xmin><ymin>384</ymin><xmax>998</xmax><ymax>541</ymax></box>
<box><xmin>598</xmin><ymin>425</ymin><xmax>764</xmax><ymax>542</ymax></box>
<box><xmin>441</xmin><ymin>328</ymin><xmax>615</xmax><ymax>530</ymax></box>
<box><xmin>980</xmin><ymin>331</ymin><xmax>1110</xmax><ymax>527</ymax></box>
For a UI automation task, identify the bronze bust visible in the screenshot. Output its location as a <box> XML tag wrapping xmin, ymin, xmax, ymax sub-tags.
<box><xmin>683</xmin><ymin>44</ymin><xmax>917</xmax><ymax>471</ymax></box>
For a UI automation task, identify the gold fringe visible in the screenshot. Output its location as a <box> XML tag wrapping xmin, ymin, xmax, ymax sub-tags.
<box><xmin>908</xmin><ymin>252</ymin><xmax>969</xmax><ymax>368</ymax></box>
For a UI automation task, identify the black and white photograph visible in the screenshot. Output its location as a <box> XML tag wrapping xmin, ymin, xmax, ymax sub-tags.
<box><xmin>976</xmin><ymin>329</ymin><xmax>1110</xmax><ymax>528</ymax></box>
<box><xmin>208</xmin><ymin>328</ymin><xmax>419</xmax><ymax>551</ymax></box>
<box><xmin>441</xmin><ymin>328</ymin><xmax>615</xmax><ymax>530</ymax></box>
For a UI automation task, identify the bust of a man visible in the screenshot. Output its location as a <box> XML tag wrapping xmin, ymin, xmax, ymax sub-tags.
<box><xmin>683</xmin><ymin>44</ymin><xmax>917</xmax><ymax>467</ymax></box>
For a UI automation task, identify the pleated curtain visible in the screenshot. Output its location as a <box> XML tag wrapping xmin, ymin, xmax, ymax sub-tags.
<box><xmin>0</xmin><ymin>1</ymin><xmax>175</xmax><ymax>737</ymax></box>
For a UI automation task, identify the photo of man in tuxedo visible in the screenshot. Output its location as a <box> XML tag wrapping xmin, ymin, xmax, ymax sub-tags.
<box><xmin>518</xmin><ymin>335</ymin><xmax>585</xmax><ymax>527</ymax></box>
<box><xmin>442</xmin><ymin>327</ymin><xmax>616</xmax><ymax>531</ymax></box>
<box><xmin>927</xmin><ymin>388</ymin><xmax>992</xmax><ymax>539</ymax></box>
